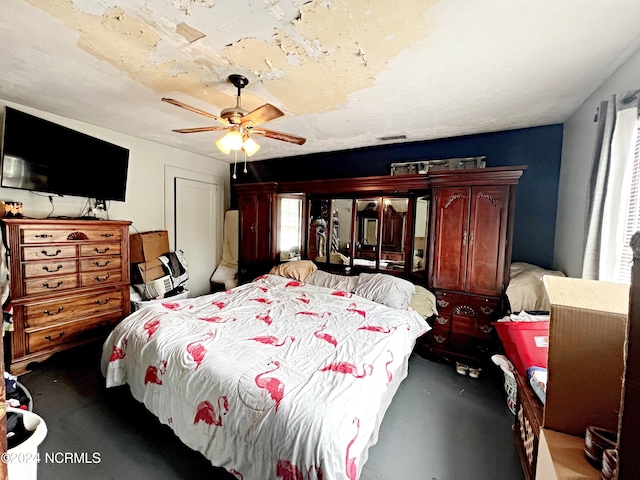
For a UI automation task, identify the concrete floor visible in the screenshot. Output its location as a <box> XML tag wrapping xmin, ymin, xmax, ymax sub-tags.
<box><xmin>16</xmin><ymin>342</ymin><xmax>524</xmax><ymax>480</ymax></box>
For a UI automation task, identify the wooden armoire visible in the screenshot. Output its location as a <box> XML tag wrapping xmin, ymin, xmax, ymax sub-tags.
<box><xmin>234</xmin><ymin>166</ymin><xmax>525</xmax><ymax>364</ymax></box>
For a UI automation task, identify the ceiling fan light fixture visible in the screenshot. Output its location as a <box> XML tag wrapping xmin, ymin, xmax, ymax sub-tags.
<box><xmin>215</xmin><ymin>136</ymin><xmax>231</xmax><ymax>154</ymax></box>
<box><xmin>242</xmin><ymin>136</ymin><xmax>260</xmax><ymax>157</ymax></box>
<box><xmin>216</xmin><ymin>130</ymin><xmax>244</xmax><ymax>154</ymax></box>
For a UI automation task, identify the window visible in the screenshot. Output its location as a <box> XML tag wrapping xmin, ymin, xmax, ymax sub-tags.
<box><xmin>279</xmin><ymin>197</ymin><xmax>302</xmax><ymax>259</ymax></box>
<box><xmin>618</xmin><ymin>122</ymin><xmax>640</xmax><ymax>284</ymax></box>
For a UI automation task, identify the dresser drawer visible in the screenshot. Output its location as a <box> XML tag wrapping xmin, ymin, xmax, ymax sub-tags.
<box><xmin>80</xmin><ymin>243</ymin><xmax>121</xmax><ymax>257</ymax></box>
<box><xmin>24</xmin><ymin>274</ymin><xmax>79</xmax><ymax>296</ymax></box>
<box><xmin>81</xmin><ymin>270</ymin><xmax>122</xmax><ymax>287</ymax></box>
<box><xmin>80</xmin><ymin>256</ymin><xmax>122</xmax><ymax>272</ymax></box>
<box><xmin>26</xmin><ymin>313</ymin><xmax>122</xmax><ymax>353</ymax></box>
<box><xmin>451</xmin><ymin>310</ymin><xmax>477</xmax><ymax>336</ymax></box>
<box><xmin>22</xmin><ymin>245</ymin><xmax>78</xmax><ymax>261</ymax></box>
<box><xmin>24</xmin><ymin>289</ymin><xmax>124</xmax><ymax>328</ymax></box>
<box><xmin>428</xmin><ymin>329</ymin><xmax>449</xmax><ymax>349</ymax></box>
<box><xmin>21</xmin><ymin>227</ymin><xmax>122</xmax><ymax>244</ymax></box>
<box><xmin>435</xmin><ymin>290</ymin><xmax>500</xmax><ymax>335</ymax></box>
<box><xmin>432</xmin><ymin>314</ymin><xmax>451</xmax><ymax>331</ymax></box>
<box><xmin>23</xmin><ymin>260</ymin><xmax>78</xmax><ymax>279</ymax></box>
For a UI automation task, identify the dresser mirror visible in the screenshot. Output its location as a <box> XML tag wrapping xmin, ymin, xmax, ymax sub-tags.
<box><xmin>379</xmin><ymin>198</ymin><xmax>408</xmax><ymax>272</ymax></box>
<box><xmin>411</xmin><ymin>195</ymin><xmax>430</xmax><ymax>274</ymax></box>
<box><xmin>307</xmin><ymin>198</ymin><xmax>329</xmax><ymax>263</ymax></box>
<box><xmin>329</xmin><ymin>199</ymin><xmax>353</xmax><ymax>265</ymax></box>
<box><xmin>355</xmin><ymin>198</ymin><xmax>380</xmax><ymax>268</ymax></box>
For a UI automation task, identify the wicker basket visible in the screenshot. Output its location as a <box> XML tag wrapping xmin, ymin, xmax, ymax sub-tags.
<box><xmin>501</xmin><ymin>364</ymin><xmax>518</xmax><ymax>414</ymax></box>
<box><xmin>492</xmin><ymin>354</ymin><xmax>518</xmax><ymax>414</ymax></box>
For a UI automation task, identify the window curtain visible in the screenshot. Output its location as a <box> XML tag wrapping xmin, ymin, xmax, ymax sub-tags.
<box><xmin>583</xmin><ymin>89</ymin><xmax>640</xmax><ymax>281</ymax></box>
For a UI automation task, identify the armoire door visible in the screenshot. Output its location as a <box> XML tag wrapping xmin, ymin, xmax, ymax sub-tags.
<box><xmin>466</xmin><ymin>185</ymin><xmax>509</xmax><ymax>296</ymax></box>
<box><xmin>430</xmin><ymin>187</ymin><xmax>470</xmax><ymax>291</ymax></box>
<box><xmin>238</xmin><ymin>193</ymin><xmax>273</xmax><ymax>265</ymax></box>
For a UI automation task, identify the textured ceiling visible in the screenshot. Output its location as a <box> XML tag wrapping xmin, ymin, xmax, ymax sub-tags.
<box><xmin>2</xmin><ymin>0</ymin><xmax>640</xmax><ymax>163</ymax></box>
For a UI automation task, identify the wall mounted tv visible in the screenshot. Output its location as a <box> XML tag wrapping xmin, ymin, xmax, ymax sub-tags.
<box><xmin>0</xmin><ymin>106</ymin><xmax>129</xmax><ymax>201</ymax></box>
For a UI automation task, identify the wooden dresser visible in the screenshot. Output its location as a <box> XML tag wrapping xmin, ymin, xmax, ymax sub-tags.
<box><xmin>3</xmin><ymin>218</ymin><xmax>131</xmax><ymax>374</ymax></box>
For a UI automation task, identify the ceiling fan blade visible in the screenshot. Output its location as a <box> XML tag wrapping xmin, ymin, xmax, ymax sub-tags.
<box><xmin>251</xmin><ymin>128</ymin><xmax>306</xmax><ymax>145</ymax></box>
<box><xmin>241</xmin><ymin>104</ymin><xmax>285</xmax><ymax>128</ymax></box>
<box><xmin>172</xmin><ymin>126</ymin><xmax>228</xmax><ymax>134</ymax></box>
<box><xmin>162</xmin><ymin>98</ymin><xmax>229</xmax><ymax>126</ymax></box>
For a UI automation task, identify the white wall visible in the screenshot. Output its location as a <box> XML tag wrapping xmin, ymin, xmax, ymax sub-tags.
<box><xmin>0</xmin><ymin>99</ymin><xmax>230</xmax><ymax>292</ymax></box>
<box><xmin>554</xmin><ymin>48</ymin><xmax>640</xmax><ymax>278</ymax></box>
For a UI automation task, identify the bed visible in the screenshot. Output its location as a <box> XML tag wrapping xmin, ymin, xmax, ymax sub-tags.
<box><xmin>101</xmin><ymin>269</ymin><xmax>431</xmax><ymax>480</ymax></box>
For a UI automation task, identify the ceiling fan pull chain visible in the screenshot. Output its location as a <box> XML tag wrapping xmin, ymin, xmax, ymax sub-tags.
<box><xmin>232</xmin><ymin>150</ymin><xmax>238</xmax><ymax>179</ymax></box>
<box><xmin>243</xmin><ymin>150</ymin><xmax>248</xmax><ymax>174</ymax></box>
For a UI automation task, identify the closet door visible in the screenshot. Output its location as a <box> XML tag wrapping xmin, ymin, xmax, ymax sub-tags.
<box><xmin>431</xmin><ymin>187</ymin><xmax>470</xmax><ymax>291</ymax></box>
<box><xmin>466</xmin><ymin>186</ymin><xmax>509</xmax><ymax>296</ymax></box>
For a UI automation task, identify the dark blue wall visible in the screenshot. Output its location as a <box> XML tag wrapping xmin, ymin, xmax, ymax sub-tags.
<box><xmin>232</xmin><ymin>124</ymin><xmax>564</xmax><ymax>269</ymax></box>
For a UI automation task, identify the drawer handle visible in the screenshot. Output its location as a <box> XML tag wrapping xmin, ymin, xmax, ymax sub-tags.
<box><xmin>42</xmin><ymin>281</ymin><xmax>63</xmax><ymax>289</ymax></box>
<box><xmin>479</xmin><ymin>324</ymin><xmax>493</xmax><ymax>334</ymax></box>
<box><xmin>41</xmin><ymin>249</ymin><xmax>62</xmax><ymax>257</ymax></box>
<box><xmin>35</xmin><ymin>234</ymin><xmax>53</xmax><ymax>239</ymax></box>
<box><xmin>94</xmin><ymin>247</ymin><xmax>110</xmax><ymax>254</ymax></box>
<box><xmin>45</xmin><ymin>332</ymin><xmax>65</xmax><ymax>341</ymax></box>
<box><xmin>481</xmin><ymin>307</ymin><xmax>494</xmax><ymax>315</ymax></box>
<box><xmin>95</xmin><ymin>297</ymin><xmax>111</xmax><ymax>305</ymax></box>
<box><xmin>43</xmin><ymin>307</ymin><xmax>64</xmax><ymax>316</ymax></box>
<box><xmin>94</xmin><ymin>274</ymin><xmax>111</xmax><ymax>282</ymax></box>
<box><xmin>437</xmin><ymin>300</ymin><xmax>449</xmax><ymax>308</ymax></box>
<box><xmin>93</xmin><ymin>260</ymin><xmax>110</xmax><ymax>268</ymax></box>
<box><xmin>101</xmin><ymin>233</ymin><xmax>114</xmax><ymax>238</ymax></box>
<box><xmin>42</xmin><ymin>264</ymin><xmax>63</xmax><ymax>273</ymax></box>
<box><xmin>435</xmin><ymin>316</ymin><xmax>448</xmax><ymax>325</ymax></box>
<box><xmin>433</xmin><ymin>334</ymin><xmax>446</xmax><ymax>344</ymax></box>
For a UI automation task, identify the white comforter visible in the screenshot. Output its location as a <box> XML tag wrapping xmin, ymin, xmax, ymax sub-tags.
<box><xmin>101</xmin><ymin>274</ymin><xmax>430</xmax><ymax>480</ymax></box>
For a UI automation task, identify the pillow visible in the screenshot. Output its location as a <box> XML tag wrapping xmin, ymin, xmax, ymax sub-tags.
<box><xmin>506</xmin><ymin>262</ymin><xmax>565</xmax><ymax>313</ymax></box>
<box><xmin>410</xmin><ymin>285</ymin><xmax>437</xmax><ymax>319</ymax></box>
<box><xmin>269</xmin><ymin>260</ymin><xmax>317</xmax><ymax>281</ymax></box>
<box><xmin>305</xmin><ymin>269</ymin><xmax>358</xmax><ymax>292</ymax></box>
<box><xmin>353</xmin><ymin>273</ymin><xmax>415</xmax><ymax>309</ymax></box>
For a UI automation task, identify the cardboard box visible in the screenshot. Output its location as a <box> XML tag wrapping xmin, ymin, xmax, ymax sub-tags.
<box><xmin>542</xmin><ymin>276</ymin><xmax>629</xmax><ymax>437</ymax></box>
<box><xmin>535</xmin><ymin>428</ymin><xmax>600</xmax><ymax>480</ymax></box>
<box><xmin>130</xmin><ymin>230</ymin><xmax>170</xmax><ymax>264</ymax></box>
<box><xmin>132</xmin><ymin>258</ymin><xmax>167</xmax><ymax>283</ymax></box>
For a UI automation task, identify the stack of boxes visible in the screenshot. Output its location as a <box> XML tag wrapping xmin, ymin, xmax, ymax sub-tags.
<box><xmin>535</xmin><ymin>276</ymin><xmax>629</xmax><ymax>480</ymax></box>
<box><xmin>129</xmin><ymin>230</ymin><xmax>188</xmax><ymax>308</ymax></box>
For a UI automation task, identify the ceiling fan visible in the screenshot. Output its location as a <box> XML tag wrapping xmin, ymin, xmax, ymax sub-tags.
<box><xmin>162</xmin><ymin>74</ymin><xmax>306</xmax><ymax>159</ymax></box>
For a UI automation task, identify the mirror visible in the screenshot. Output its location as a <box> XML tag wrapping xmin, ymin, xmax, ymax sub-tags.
<box><xmin>278</xmin><ymin>196</ymin><xmax>303</xmax><ymax>262</ymax></box>
<box><xmin>411</xmin><ymin>195</ymin><xmax>430</xmax><ymax>274</ymax></box>
<box><xmin>329</xmin><ymin>199</ymin><xmax>353</xmax><ymax>265</ymax></box>
<box><xmin>308</xmin><ymin>198</ymin><xmax>330</xmax><ymax>263</ymax></box>
<box><xmin>355</xmin><ymin>198</ymin><xmax>380</xmax><ymax>268</ymax></box>
<box><xmin>363</xmin><ymin>218</ymin><xmax>378</xmax><ymax>245</ymax></box>
<box><xmin>380</xmin><ymin>198</ymin><xmax>408</xmax><ymax>272</ymax></box>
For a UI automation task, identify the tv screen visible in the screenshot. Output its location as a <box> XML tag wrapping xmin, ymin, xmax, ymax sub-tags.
<box><xmin>0</xmin><ymin>106</ymin><xmax>129</xmax><ymax>201</ymax></box>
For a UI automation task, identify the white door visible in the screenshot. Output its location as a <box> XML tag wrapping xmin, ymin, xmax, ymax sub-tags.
<box><xmin>165</xmin><ymin>167</ymin><xmax>224</xmax><ymax>297</ymax></box>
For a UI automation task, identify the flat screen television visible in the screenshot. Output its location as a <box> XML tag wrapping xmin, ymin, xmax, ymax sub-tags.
<box><xmin>0</xmin><ymin>106</ymin><xmax>129</xmax><ymax>201</ymax></box>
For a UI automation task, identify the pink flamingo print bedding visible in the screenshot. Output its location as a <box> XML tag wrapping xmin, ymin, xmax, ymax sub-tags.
<box><xmin>101</xmin><ymin>274</ymin><xmax>430</xmax><ymax>480</ymax></box>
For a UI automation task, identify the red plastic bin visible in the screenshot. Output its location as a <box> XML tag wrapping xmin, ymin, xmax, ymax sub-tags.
<box><xmin>493</xmin><ymin>321</ymin><xmax>549</xmax><ymax>376</ymax></box>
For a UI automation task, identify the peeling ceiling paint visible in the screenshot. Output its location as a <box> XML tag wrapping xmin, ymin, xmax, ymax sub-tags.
<box><xmin>2</xmin><ymin>1</ymin><xmax>640</xmax><ymax>163</ymax></box>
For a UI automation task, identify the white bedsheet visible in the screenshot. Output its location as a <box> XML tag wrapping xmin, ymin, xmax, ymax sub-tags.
<box><xmin>101</xmin><ymin>274</ymin><xmax>430</xmax><ymax>480</ymax></box>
